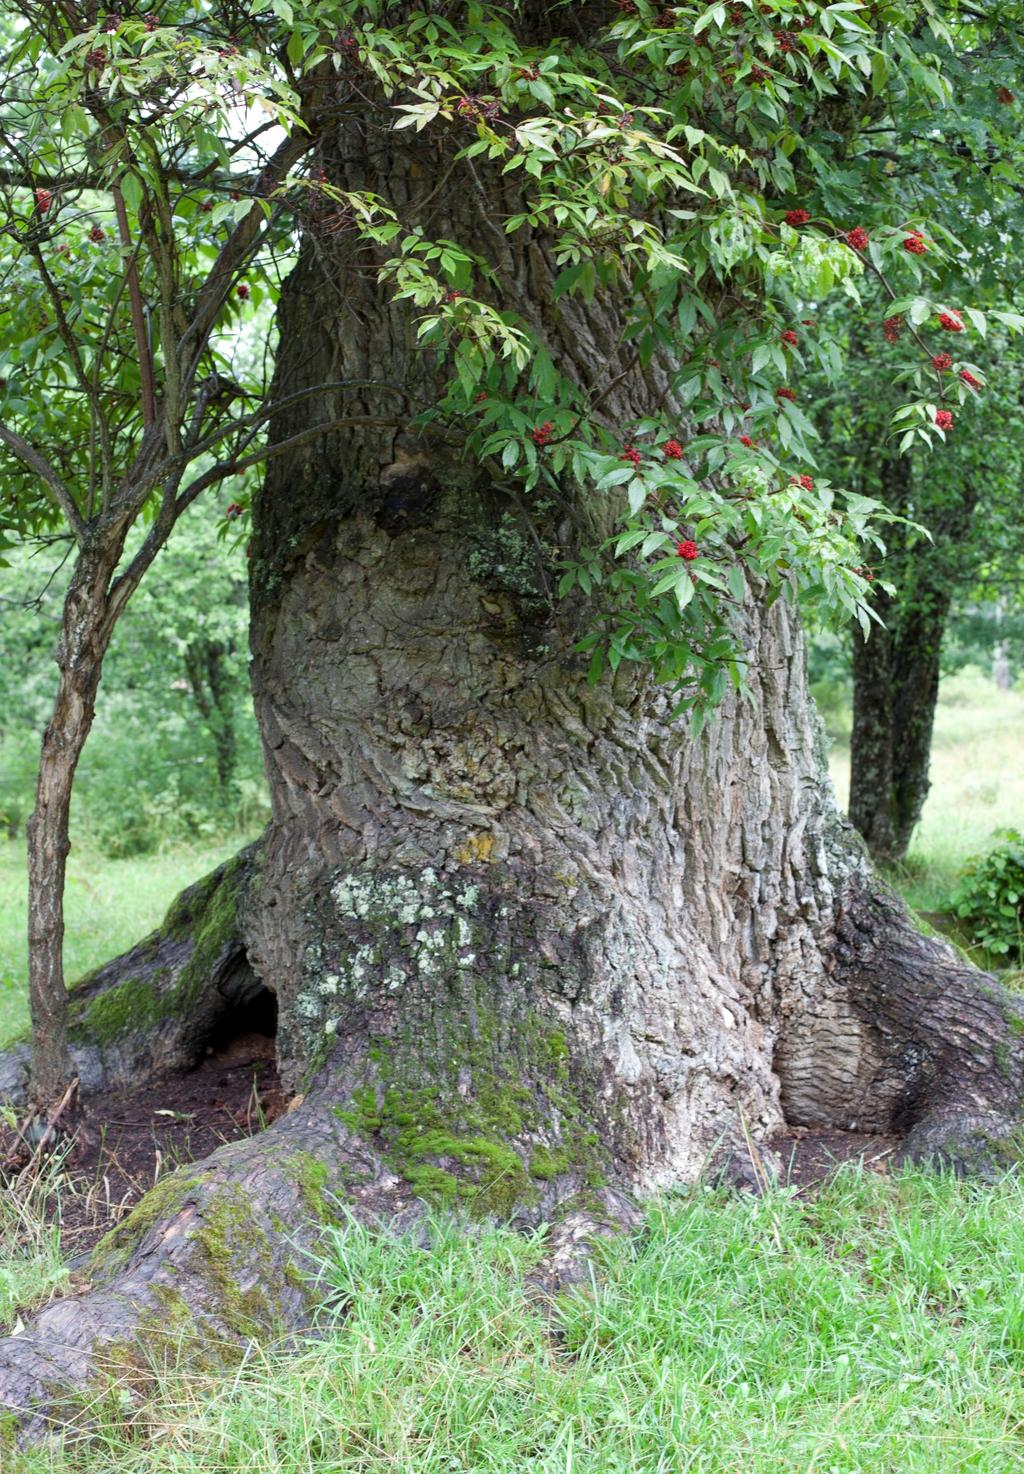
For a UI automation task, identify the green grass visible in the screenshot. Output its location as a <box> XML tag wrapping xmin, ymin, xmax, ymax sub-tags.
<box><xmin>826</xmin><ymin>669</ymin><xmax>1024</xmax><ymax>913</ymax></box>
<box><xmin>0</xmin><ymin>1154</ymin><xmax>68</xmax><ymax>1337</ymax></box>
<box><xmin>9</xmin><ymin>1168</ymin><xmax>1024</xmax><ymax>1472</ymax></box>
<box><xmin>0</xmin><ymin>837</ymin><xmax>251</xmax><ymax>1048</ymax></box>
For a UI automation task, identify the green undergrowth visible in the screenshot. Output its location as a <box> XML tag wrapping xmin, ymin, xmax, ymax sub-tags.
<box><xmin>10</xmin><ymin>1165</ymin><xmax>1024</xmax><ymax>1472</ymax></box>
<box><xmin>0</xmin><ymin>1154</ymin><xmax>69</xmax><ymax>1336</ymax></box>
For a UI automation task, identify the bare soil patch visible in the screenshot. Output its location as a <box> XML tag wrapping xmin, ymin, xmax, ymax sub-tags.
<box><xmin>1</xmin><ymin>1029</ymin><xmax>287</xmax><ymax>1260</ymax></box>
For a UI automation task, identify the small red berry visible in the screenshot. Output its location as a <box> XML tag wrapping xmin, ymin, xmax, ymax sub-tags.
<box><xmin>938</xmin><ymin>311</ymin><xmax>964</xmax><ymax>332</ymax></box>
<box><xmin>225</xmin><ymin>502</ymin><xmax>245</xmax><ymax>519</ymax></box>
<box><xmin>776</xmin><ymin>387</ymin><xmax>796</xmax><ymax>402</ymax></box>
<box><xmin>780</xmin><ymin>329</ymin><xmax>798</xmax><ymax>346</ymax></box>
<box><xmin>662</xmin><ymin>439</ymin><xmax>684</xmax><ymax>459</ymax></box>
<box><xmin>934</xmin><ymin>409</ymin><xmax>953</xmax><ymax>431</ymax></box>
<box><xmin>931</xmin><ymin>353</ymin><xmax>952</xmax><ymax>372</ymax></box>
<box><xmin>997</xmin><ymin>86</ymin><xmax>1015</xmax><ymax>104</ymax></box>
<box><xmin>790</xmin><ymin>473</ymin><xmax>814</xmax><ymax>491</ymax></box>
<box><xmin>88</xmin><ymin>224</ymin><xmax>105</xmax><ymax>242</ymax></box>
<box><xmin>739</xmin><ymin>435</ymin><xmax>755</xmax><ymax>447</ymax></box>
<box><xmin>903</xmin><ymin>231</ymin><xmax>927</xmax><ymax>255</ymax></box>
<box><xmin>35</xmin><ymin>188</ymin><xmax>52</xmax><ymax>214</ymax></box>
<box><xmin>622</xmin><ymin>446</ymin><xmax>642</xmax><ymax>466</ymax></box>
<box><xmin>676</xmin><ymin>540</ymin><xmax>698</xmax><ymax>561</ymax></box>
<box><xmin>236</xmin><ymin>283</ymin><xmax>250</xmax><ymax>300</ymax></box>
<box><xmin>845</xmin><ymin>226</ymin><xmax>869</xmax><ymax>251</ymax></box>
<box><xmin>801</xmin><ymin>319</ymin><xmax>816</xmax><ymax>326</ymax></box>
<box><xmin>784</xmin><ymin>209</ymin><xmax>810</xmax><ymax>226</ymax></box>
<box><xmin>443</xmin><ymin>289</ymin><xmax>463</xmax><ymax>303</ymax></box>
<box><xmin>959</xmin><ymin>370</ymin><xmax>982</xmax><ymax>390</ymax></box>
<box><xmin>532</xmin><ymin>421</ymin><xmax>554</xmax><ymax>446</ymax></box>
<box><xmin>883</xmin><ymin>316</ymin><xmax>902</xmax><ymax>343</ymax></box>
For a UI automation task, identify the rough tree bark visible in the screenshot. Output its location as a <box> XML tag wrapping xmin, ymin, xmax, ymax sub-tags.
<box><xmin>3</xmin><ymin>85</ymin><xmax>1024</xmax><ymax>1444</ymax></box>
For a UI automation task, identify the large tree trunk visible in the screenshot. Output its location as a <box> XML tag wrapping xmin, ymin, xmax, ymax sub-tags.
<box><xmin>3</xmin><ymin>91</ymin><xmax>1024</xmax><ymax>1444</ymax></box>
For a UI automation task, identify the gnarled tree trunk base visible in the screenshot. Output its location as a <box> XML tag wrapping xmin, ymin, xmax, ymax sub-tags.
<box><xmin>2</xmin><ymin>849</ymin><xmax>1024</xmax><ymax>1445</ymax></box>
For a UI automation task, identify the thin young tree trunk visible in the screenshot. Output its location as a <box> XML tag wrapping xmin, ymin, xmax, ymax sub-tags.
<box><xmin>25</xmin><ymin>550</ymin><xmax>118</xmax><ymax>1102</ymax></box>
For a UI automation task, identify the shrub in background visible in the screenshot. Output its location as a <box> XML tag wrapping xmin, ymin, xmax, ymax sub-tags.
<box><xmin>953</xmin><ymin>829</ymin><xmax>1024</xmax><ymax>963</ymax></box>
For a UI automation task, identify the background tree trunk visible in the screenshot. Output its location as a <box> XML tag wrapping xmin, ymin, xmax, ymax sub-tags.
<box><xmin>848</xmin><ymin>461</ymin><xmax>980</xmax><ymax>864</ymax></box>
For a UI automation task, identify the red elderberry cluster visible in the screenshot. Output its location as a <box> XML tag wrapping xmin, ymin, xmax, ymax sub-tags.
<box><xmin>845</xmin><ymin>226</ymin><xmax>869</xmax><ymax>251</ymax></box>
<box><xmin>776</xmin><ymin>387</ymin><xmax>796</xmax><ymax>402</ymax></box>
<box><xmin>780</xmin><ymin>329</ymin><xmax>798</xmax><ymax>346</ymax></box>
<box><xmin>85</xmin><ymin>48</ymin><xmax>107</xmax><ymax>71</ymax></box>
<box><xmin>749</xmin><ymin>65</ymin><xmax>770</xmax><ymax>83</ymax></box>
<box><xmin>934</xmin><ymin>409</ymin><xmax>954</xmax><ymax>431</ymax></box>
<box><xmin>443</xmin><ymin>289</ymin><xmax>463</xmax><ymax>303</ymax></box>
<box><xmin>676</xmin><ymin>540</ymin><xmax>698</xmax><ymax>561</ymax></box>
<box><xmin>739</xmin><ymin>435</ymin><xmax>756</xmax><ymax>447</ymax></box>
<box><xmin>34</xmin><ymin>188</ymin><xmax>51</xmax><ymax>214</ymax></box>
<box><xmin>775</xmin><ymin>30</ymin><xmax>798</xmax><ymax>52</ymax></box>
<box><xmin>960</xmin><ymin>370</ymin><xmax>982</xmax><ymax>390</ymax></box>
<box><xmin>516</xmin><ymin>66</ymin><xmax>540</xmax><ymax>81</ymax></box>
<box><xmin>622</xmin><ymin>445</ymin><xmax>642</xmax><ymax>466</ymax></box>
<box><xmin>883</xmin><ymin>316</ymin><xmax>902</xmax><ymax>343</ymax></box>
<box><xmin>143</xmin><ymin>13</ymin><xmax>158</xmax><ymax>30</ymax></box>
<box><xmin>224</xmin><ymin>502</ymin><xmax>245</xmax><ymax>519</ymax></box>
<box><xmin>456</xmin><ymin>95</ymin><xmax>500</xmax><ymax>123</ymax></box>
<box><xmin>791</xmin><ymin>473</ymin><xmax>814</xmax><ymax>491</ymax></box>
<box><xmin>903</xmin><ymin>230</ymin><xmax>927</xmax><ymax>255</ymax></box>
<box><xmin>931</xmin><ymin>353</ymin><xmax>952</xmax><ymax>372</ymax></box>
<box><xmin>938</xmin><ymin>311</ymin><xmax>964</xmax><ymax>332</ymax></box>
<box><xmin>785</xmin><ymin>209</ymin><xmax>810</xmax><ymax>226</ymax></box>
<box><xmin>236</xmin><ymin>283</ymin><xmax>250</xmax><ymax>300</ymax></box>
<box><xmin>103</xmin><ymin>13</ymin><xmax>120</xmax><ymax>32</ymax></box>
<box><xmin>662</xmin><ymin>439</ymin><xmax>684</xmax><ymax>459</ymax></box>
<box><xmin>997</xmin><ymin>86</ymin><xmax>1015</xmax><ymax>105</ymax></box>
<box><xmin>532</xmin><ymin>422</ymin><xmax>554</xmax><ymax>446</ymax></box>
<box><xmin>88</xmin><ymin>225</ymin><xmax>105</xmax><ymax>242</ymax></box>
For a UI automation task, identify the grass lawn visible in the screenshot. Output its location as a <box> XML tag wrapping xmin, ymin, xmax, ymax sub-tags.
<box><xmin>8</xmin><ymin>1170</ymin><xmax>1024</xmax><ymax>1472</ymax></box>
<box><xmin>0</xmin><ymin>837</ymin><xmax>251</xmax><ymax>1048</ymax></box>
<box><xmin>825</xmin><ymin>668</ymin><xmax>1024</xmax><ymax>913</ymax></box>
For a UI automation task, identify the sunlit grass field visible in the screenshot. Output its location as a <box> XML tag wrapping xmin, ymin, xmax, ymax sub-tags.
<box><xmin>825</xmin><ymin>668</ymin><xmax>1024</xmax><ymax>912</ymax></box>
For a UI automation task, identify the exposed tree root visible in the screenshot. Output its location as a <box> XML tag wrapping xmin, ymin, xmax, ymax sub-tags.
<box><xmin>0</xmin><ymin>849</ymin><xmax>263</xmax><ymax>1111</ymax></box>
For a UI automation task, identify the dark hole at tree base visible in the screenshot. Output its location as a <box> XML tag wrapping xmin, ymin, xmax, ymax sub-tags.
<box><xmin>0</xmin><ymin>984</ymin><xmax>287</xmax><ymax>1265</ymax></box>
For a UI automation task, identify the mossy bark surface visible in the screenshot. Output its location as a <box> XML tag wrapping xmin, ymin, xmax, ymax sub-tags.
<box><xmin>0</xmin><ymin>848</ymin><xmax>263</xmax><ymax>1110</ymax></box>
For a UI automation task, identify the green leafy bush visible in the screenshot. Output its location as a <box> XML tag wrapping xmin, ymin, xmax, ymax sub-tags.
<box><xmin>953</xmin><ymin>829</ymin><xmax>1024</xmax><ymax>961</ymax></box>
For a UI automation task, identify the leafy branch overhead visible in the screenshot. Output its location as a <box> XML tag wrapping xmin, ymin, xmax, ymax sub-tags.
<box><xmin>1</xmin><ymin>0</ymin><xmax>1021</xmax><ymax>725</ymax></box>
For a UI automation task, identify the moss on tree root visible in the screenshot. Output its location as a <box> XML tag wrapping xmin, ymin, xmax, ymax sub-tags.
<box><xmin>65</xmin><ymin>851</ymin><xmax>253</xmax><ymax>1049</ymax></box>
